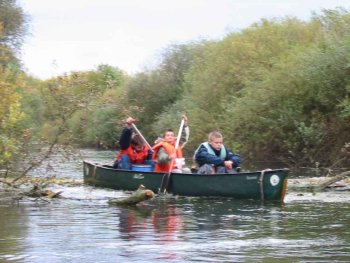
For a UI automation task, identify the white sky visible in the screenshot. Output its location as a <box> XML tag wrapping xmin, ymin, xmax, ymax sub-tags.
<box><xmin>19</xmin><ymin>0</ymin><xmax>349</xmax><ymax>80</ymax></box>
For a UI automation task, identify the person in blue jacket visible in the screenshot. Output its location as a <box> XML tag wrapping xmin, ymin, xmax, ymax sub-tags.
<box><xmin>194</xmin><ymin>131</ymin><xmax>241</xmax><ymax>174</ymax></box>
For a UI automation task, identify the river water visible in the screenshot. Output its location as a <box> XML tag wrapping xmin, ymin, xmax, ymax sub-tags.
<box><xmin>0</xmin><ymin>149</ymin><xmax>349</xmax><ymax>262</ymax></box>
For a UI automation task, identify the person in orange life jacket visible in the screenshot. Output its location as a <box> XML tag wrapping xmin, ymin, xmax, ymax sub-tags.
<box><xmin>152</xmin><ymin>115</ymin><xmax>190</xmax><ymax>173</ymax></box>
<box><xmin>194</xmin><ymin>131</ymin><xmax>241</xmax><ymax>174</ymax></box>
<box><xmin>113</xmin><ymin>117</ymin><xmax>154</xmax><ymax>170</ymax></box>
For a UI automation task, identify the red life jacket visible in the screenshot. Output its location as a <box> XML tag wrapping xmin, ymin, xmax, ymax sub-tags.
<box><xmin>152</xmin><ymin>141</ymin><xmax>183</xmax><ymax>172</ymax></box>
<box><xmin>116</xmin><ymin>145</ymin><xmax>150</xmax><ymax>164</ymax></box>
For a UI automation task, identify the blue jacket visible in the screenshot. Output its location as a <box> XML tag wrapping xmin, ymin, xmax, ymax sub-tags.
<box><xmin>194</xmin><ymin>143</ymin><xmax>241</xmax><ymax>168</ymax></box>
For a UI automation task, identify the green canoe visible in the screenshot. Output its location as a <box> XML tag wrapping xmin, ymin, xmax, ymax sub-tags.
<box><xmin>83</xmin><ymin>160</ymin><xmax>289</xmax><ymax>201</ymax></box>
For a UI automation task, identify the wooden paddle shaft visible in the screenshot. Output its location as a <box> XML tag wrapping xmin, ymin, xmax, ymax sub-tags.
<box><xmin>159</xmin><ymin>118</ymin><xmax>185</xmax><ymax>193</ymax></box>
<box><xmin>131</xmin><ymin>123</ymin><xmax>153</xmax><ymax>150</ymax></box>
<box><xmin>175</xmin><ymin>119</ymin><xmax>185</xmax><ymax>150</ymax></box>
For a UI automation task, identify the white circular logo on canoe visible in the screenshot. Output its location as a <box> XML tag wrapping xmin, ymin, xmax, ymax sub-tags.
<box><xmin>270</xmin><ymin>174</ymin><xmax>280</xmax><ymax>186</ymax></box>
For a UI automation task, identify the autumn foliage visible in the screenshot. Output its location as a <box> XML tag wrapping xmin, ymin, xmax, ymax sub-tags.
<box><xmin>0</xmin><ymin>1</ymin><xmax>349</xmax><ymax>175</ymax></box>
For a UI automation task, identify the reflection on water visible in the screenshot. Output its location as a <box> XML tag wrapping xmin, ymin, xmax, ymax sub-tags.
<box><xmin>1</xmin><ymin>195</ymin><xmax>349</xmax><ymax>262</ymax></box>
<box><xmin>0</xmin><ymin>149</ymin><xmax>350</xmax><ymax>262</ymax></box>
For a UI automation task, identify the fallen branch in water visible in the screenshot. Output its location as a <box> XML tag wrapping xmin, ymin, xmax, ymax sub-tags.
<box><xmin>25</xmin><ymin>185</ymin><xmax>63</xmax><ymax>198</ymax></box>
<box><xmin>0</xmin><ymin>178</ymin><xmax>18</xmax><ymax>188</ymax></box>
<box><xmin>312</xmin><ymin>170</ymin><xmax>350</xmax><ymax>191</ymax></box>
<box><xmin>0</xmin><ymin>178</ymin><xmax>64</xmax><ymax>203</ymax></box>
<box><xmin>108</xmin><ymin>185</ymin><xmax>155</xmax><ymax>206</ymax></box>
<box><xmin>287</xmin><ymin>171</ymin><xmax>350</xmax><ymax>192</ymax></box>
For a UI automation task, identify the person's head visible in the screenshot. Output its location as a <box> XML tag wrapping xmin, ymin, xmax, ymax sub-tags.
<box><xmin>131</xmin><ymin>134</ymin><xmax>144</xmax><ymax>152</ymax></box>
<box><xmin>163</xmin><ymin>129</ymin><xmax>176</xmax><ymax>143</ymax></box>
<box><xmin>208</xmin><ymin>131</ymin><xmax>223</xmax><ymax>151</ymax></box>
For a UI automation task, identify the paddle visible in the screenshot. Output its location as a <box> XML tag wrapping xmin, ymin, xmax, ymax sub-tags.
<box><xmin>159</xmin><ymin>118</ymin><xmax>185</xmax><ymax>194</ymax></box>
<box><xmin>131</xmin><ymin>123</ymin><xmax>153</xmax><ymax>152</ymax></box>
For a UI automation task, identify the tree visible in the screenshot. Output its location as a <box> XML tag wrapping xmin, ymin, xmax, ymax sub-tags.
<box><xmin>0</xmin><ymin>0</ymin><xmax>28</xmax><ymax>52</ymax></box>
<box><xmin>124</xmin><ymin>42</ymin><xmax>205</xmax><ymax>139</ymax></box>
<box><xmin>0</xmin><ymin>68</ymin><xmax>28</xmax><ymax>170</ymax></box>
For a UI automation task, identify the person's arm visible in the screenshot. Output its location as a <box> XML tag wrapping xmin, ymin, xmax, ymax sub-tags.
<box><xmin>118</xmin><ymin>126</ymin><xmax>132</xmax><ymax>150</ymax></box>
<box><xmin>226</xmin><ymin>149</ymin><xmax>241</xmax><ymax>168</ymax></box>
<box><xmin>119</xmin><ymin>117</ymin><xmax>136</xmax><ymax>150</ymax></box>
<box><xmin>195</xmin><ymin>145</ymin><xmax>224</xmax><ymax>166</ymax></box>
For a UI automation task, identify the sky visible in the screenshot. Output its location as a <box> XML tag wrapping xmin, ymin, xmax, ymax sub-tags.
<box><xmin>19</xmin><ymin>0</ymin><xmax>349</xmax><ymax>80</ymax></box>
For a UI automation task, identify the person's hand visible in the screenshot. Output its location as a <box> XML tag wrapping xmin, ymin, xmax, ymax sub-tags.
<box><xmin>126</xmin><ymin>117</ymin><xmax>136</xmax><ymax>125</ymax></box>
<box><xmin>169</xmin><ymin>152</ymin><xmax>177</xmax><ymax>160</ymax></box>
<box><xmin>181</xmin><ymin>115</ymin><xmax>188</xmax><ymax>124</ymax></box>
<box><xmin>224</xmin><ymin>160</ymin><xmax>233</xmax><ymax>169</ymax></box>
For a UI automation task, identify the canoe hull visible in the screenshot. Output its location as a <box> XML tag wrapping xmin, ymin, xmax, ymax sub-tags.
<box><xmin>83</xmin><ymin>161</ymin><xmax>289</xmax><ymax>201</ymax></box>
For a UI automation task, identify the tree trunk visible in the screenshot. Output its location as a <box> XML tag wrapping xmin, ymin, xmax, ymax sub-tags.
<box><xmin>108</xmin><ymin>185</ymin><xmax>155</xmax><ymax>206</ymax></box>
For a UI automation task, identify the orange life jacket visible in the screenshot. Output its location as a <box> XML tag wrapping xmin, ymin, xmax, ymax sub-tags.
<box><xmin>117</xmin><ymin>145</ymin><xmax>150</xmax><ymax>164</ymax></box>
<box><xmin>152</xmin><ymin>141</ymin><xmax>183</xmax><ymax>172</ymax></box>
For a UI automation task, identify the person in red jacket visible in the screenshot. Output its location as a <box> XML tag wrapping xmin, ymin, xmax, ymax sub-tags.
<box><xmin>113</xmin><ymin>117</ymin><xmax>153</xmax><ymax>170</ymax></box>
<box><xmin>152</xmin><ymin>115</ymin><xmax>190</xmax><ymax>173</ymax></box>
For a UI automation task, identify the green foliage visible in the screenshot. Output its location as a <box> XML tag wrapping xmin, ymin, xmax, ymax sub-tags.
<box><xmin>3</xmin><ymin>4</ymin><xmax>350</xmax><ymax>173</ymax></box>
<box><xmin>36</xmin><ymin>66</ymin><xmax>127</xmax><ymax>147</ymax></box>
<box><xmin>0</xmin><ymin>0</ymin><xmax>28</xmax><ymax>52</ymax></box>
<box><xmin>158</xmin><ymin>8</ymin><xmax>350</xmax><ymax>169</ymax></box>
<box><xmin>123</xmin><ymin>43</ymin><xmax>203</xmax><ymax>138</ymax></box>
<box><xmin>0</xmin><ymin>1</ymin><xmax>33</xmax><ymax>172</ymax></box>
<box><xmin>0</xmin><ymin>68</ymin><xmax>29</xmax><ymax>168</ymax></box>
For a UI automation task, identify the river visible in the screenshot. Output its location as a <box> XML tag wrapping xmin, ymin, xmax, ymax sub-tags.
<box><xmin>0</xmin><ymin>149</ymin><xmax>349</xmax><ymax>262</ymax></box>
